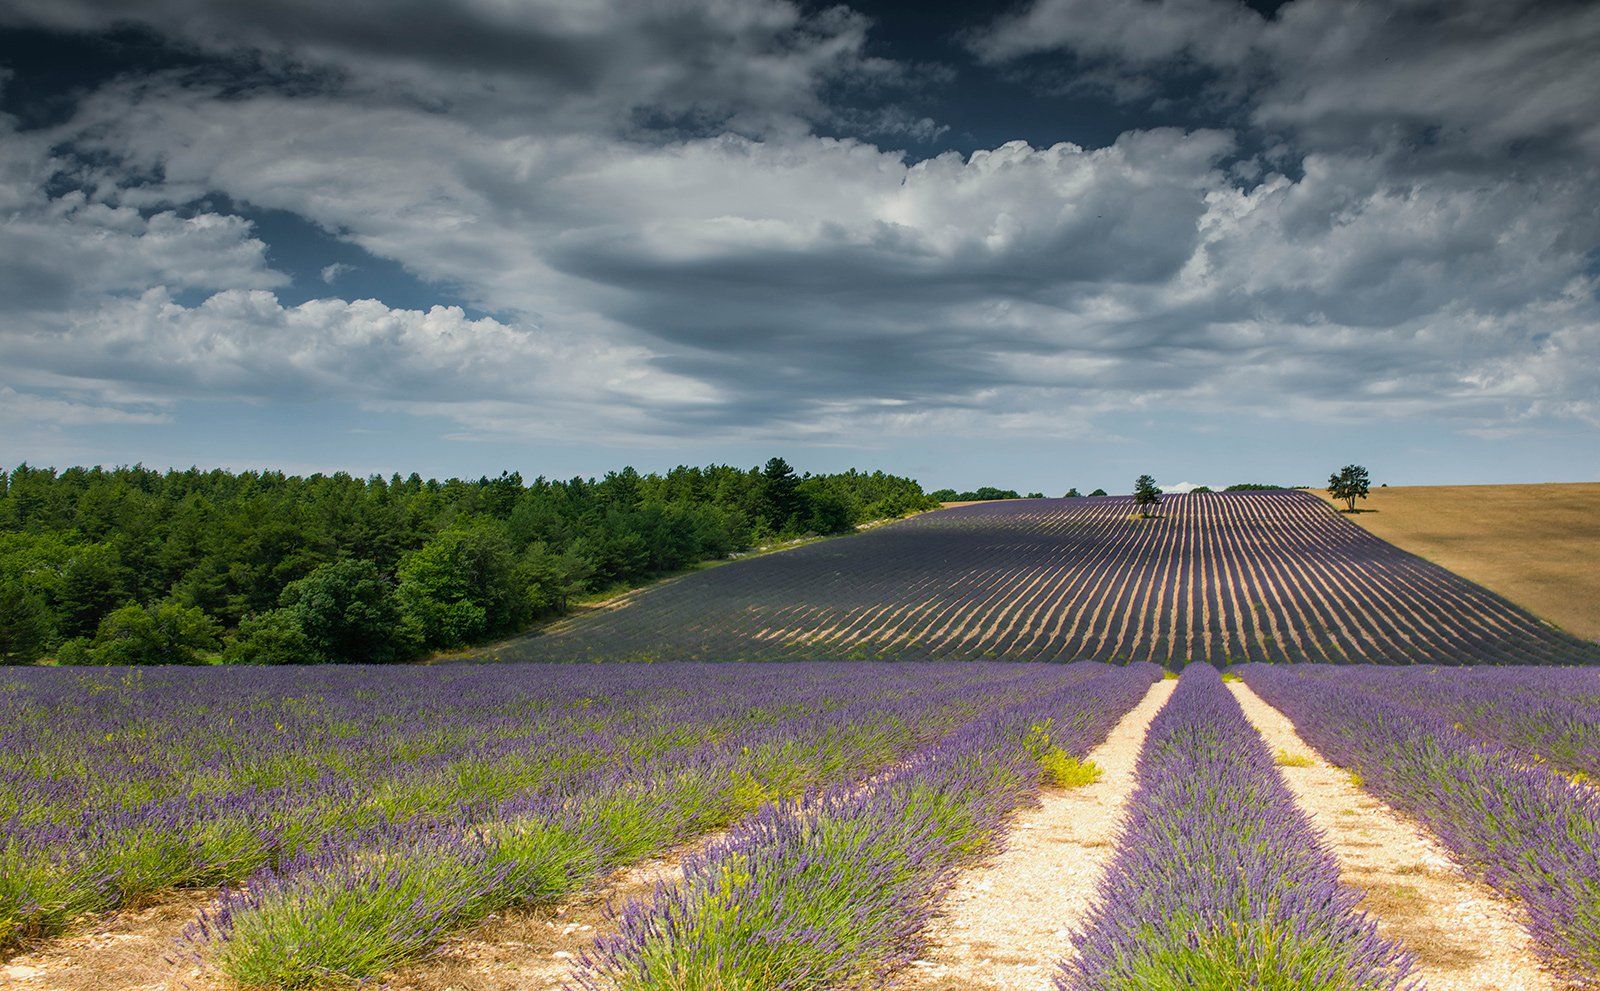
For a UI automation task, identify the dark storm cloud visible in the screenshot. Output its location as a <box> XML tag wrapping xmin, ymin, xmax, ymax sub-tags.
<box><xmin>976</xmin><ymin>0</ymin><xmax>1600</xmax><ymax>167</ymax></box>
<box><xmin>0</xmin><ymin>0</ymin><xmax>897</xmax><ymax>133</ymax></box>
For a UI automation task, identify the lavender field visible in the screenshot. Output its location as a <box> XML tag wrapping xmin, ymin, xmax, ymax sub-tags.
<box><xmin>4</xmin><ymin>661</ymin><xmax>1600</xmax><ymax>990</ymax></box>
<box><xmin>0</xmin><ymin>662</ymin><xmax>1157</xmax><ymax>986</ymax></box>
<box><xmin>503</xmin><ymin>491</ymin><xmax>1600</xmax><ymax>665</ymax></box>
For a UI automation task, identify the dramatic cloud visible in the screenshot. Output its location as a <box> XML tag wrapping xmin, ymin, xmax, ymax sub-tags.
<box><xmin>0</xmin><ymin>0</ymin><xmax>896</xmax><ymax>134</ymax></box>
<box><xmin>975</xmin><ymin>0</ymin><xmax>1600</xmax><ymax>165</ymax></box>
<box><xmin>0</xmin><ymin>0</ymin><xmax>1596</xmax><ymax>480</ymax></box>
<box><xmin>0</xmin><ymin>115</ymin><xmax>283</xmax><ymax>313</ymax></box>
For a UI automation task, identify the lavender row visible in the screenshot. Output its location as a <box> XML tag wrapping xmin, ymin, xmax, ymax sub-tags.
<box><xmin>574</xmin><ymin>663</ymin><xmax>1163</xmax><ymax>991</ymax></box>
<box><xmin>1060</xmin><ymin>665</ymin><xmax>1414</xmax><ymax>991</ymax></box>
<box><xmin>182</xmin><ymin>664</ymin><xmax>1106</xmax><ymax>987</ymax></box>
<box><xmin>0</xmin><ymin>663</ymin><xmax>1058</xmax><ymax>954</ymax></box>
<box><xmin>1241</xmin><ymin>664</ymin><xmax>1600</xmax><ymax>985</ymax></box>
<box><xmin>1277</xmin><ymin>664</ymin><xmax>1600</xmax><ymax>780</ymax></box>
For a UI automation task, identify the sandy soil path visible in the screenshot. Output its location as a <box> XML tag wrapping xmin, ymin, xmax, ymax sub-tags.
<box><xmin>893</xmin><ymin>678</ymin><xmax>1177</xmax><ymax>991</ymax></box>
<box><xmin>1228</xmin><ymin>681</ymin><xmax>1558</xmax><ymax>991</ymax></box>
<box><xmin>0</xmin><ymin>889</ymin><xmax>214</xmax><ymax>991</ymax></box>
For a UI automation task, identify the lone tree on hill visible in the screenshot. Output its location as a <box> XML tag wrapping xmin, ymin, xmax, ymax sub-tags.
<box><xmin>1064</xmin><ymin>487</ymin><xmax>1082</xmax><ymax>497</ymax></box>
<box><xmin>1327</xmin><ymin>464</ymin><xmax>1371</xmax><ymax>512</ymax></box>
<box><xmin>1089</xmin><ymin>487</ymin><xmax>1108</xmax><ymax>497</ymax></box>
<box><xmin>1133</xmin><ymin>475</ymin><xmax>1162</xmax><ymax>517</ymax></box>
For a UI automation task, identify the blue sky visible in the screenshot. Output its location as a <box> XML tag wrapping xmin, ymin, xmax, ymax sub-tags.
<box><xmin>0</xmin><ymin>0</ymin><xmax>1596</xmax><ymax>494</ymax></box>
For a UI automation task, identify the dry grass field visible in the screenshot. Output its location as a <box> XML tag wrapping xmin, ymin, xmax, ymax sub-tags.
<box><xmin>1313</xmin><ymin>483</ymin><xmax>1600</xmax><ymax>641</ymax></box>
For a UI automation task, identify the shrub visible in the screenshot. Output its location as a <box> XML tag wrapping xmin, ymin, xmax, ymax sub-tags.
<box><xmin>79</xmin><ymin>600</ymin><xmax>221</xmax><ymax>665</ymax></box>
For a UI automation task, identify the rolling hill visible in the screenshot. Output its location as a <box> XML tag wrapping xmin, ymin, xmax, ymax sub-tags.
<box><xmin>495</xmin><ymin>489</ymin><xmax>1599</xmax><ymax>665</ymax></box>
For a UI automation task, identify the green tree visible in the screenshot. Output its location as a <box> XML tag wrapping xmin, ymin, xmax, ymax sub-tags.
<box><xmin>797</xmin><ymin>479</ymin><xmax>854</xmax><ymax>534</ymax></box>
<box><xmin>279</xmin><ymin>558</ymin><xmax>408</xmax><ymax>663</ymax></box>
<box><xmin>518</xmin><ymin>541</ymin><xmax>594</xmax><ymax>615</ymax></box>
<box><xmin>760</xmin><ymin>457</ymin><xmax>802</xmax><ymax>534</ymax></box>
<box><xmin>82</xmin><ymin>600</ymin><xmax>221</xmax><ymax>665</ymax></box>
<box><xmin>1064</xmin><ymin>488</ymin><xmax>1082</xmax><ymax>497</ymax></box>
<box><xmin>1133</xmin><ymin>475</ymin><xmax>1162</xmax><ymax>518</ymax></box>
<box><xmin>1328</xmin><ymin>464</ymin><xmax>1372</xmax><ymax>512</ymax></box>
<box><xmin>395</xmin><ymin>520</ymin><xmax>523</xmax><ymax>649</ymax></box>
<box><xmin>224</xmin><ymin>609</ymin><xmax>323</xmax><ymax>665</ymax></box>
<box><xmin>1088</xmin><ymin>488</ymin><xmax>1108</xmax><ymax>497</ymax></box>
<box><xmin>55</xmin><ymin>542</ymin><xmax>129</xmax><ymax>639</ymax></box>
<box><xmin>0</xmin><ymin>577</ymin><xmax>53</xmax><ymax>663</ymax></box>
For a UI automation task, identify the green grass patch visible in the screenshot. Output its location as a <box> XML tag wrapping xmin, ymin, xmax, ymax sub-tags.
<box><xmin>1041</xmin><ymin>750</ymin><xmax>1104</xmax><ymax>788</ymax></box>
<box><xmin>1274</xmin><ymin>749</ymin><xmax>1314</xmax><ymax>768</ymax></box>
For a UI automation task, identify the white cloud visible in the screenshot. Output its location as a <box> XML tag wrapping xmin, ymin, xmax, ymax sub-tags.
<box><xmin>0</xmin><ymin>287</ymin><xmax>710</xmax><ymax>439</ymax></box>
<box><xmin>0</xmin><ymin>118</ymin><xmax>285</xmax><ymax>312</ymax></box>
<box><xmin>0</xmin><ymin>386</ymin><xmax>171</xmax><ymax>427</ymax></box>
<box><xmin>973</xmin><ymin>0</ymin><xmax>1262</xmax><ymax>68</ymax></box>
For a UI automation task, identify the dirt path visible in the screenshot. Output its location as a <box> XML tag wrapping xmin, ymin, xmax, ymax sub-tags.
<box><xmin>0</xmin><ymin>889</ymin><xmax>214</xmax><ymax>991</ymax></box>
<box><xmin>893</xmin><ymin>678</ymin><xmax>1177</xmax><ymax>991</ymax></box>
<box><xmin>1228</xmin><ymin>682</ymin><xmax>1558</xmax><ymax>991</ymax></box>
<box><xmin>386</xmin><ymin>831</ymin><xmax>722</xmax><ymax>991</ymax></box>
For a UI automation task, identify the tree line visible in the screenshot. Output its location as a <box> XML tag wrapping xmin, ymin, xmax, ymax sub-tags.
<box><xmin>0</xmin><ymin>458</ymin><xmax>937</xmax><ymax>665</ymax></box>
<box><xmin>927</xmin><ymin>486</ymin><xmax>1046</xmax><ymax>502</ymax></box>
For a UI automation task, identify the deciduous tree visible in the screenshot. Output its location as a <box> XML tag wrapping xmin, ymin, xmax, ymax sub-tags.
<box><xmin>1328</xmin><ymin>464</ymin><xmax>1372</xmax><ymax>512</ymax></box>
<box><xmin>1133</xmin><ymin>475</ymin><xmax>1162</xmax><ymax>518</ymax></box>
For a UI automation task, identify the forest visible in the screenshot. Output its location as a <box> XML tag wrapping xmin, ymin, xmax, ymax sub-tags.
<box><xmin>0</xmin><ymin>458</ymin><xmax>936</xmax><ymax>665</ymax></box>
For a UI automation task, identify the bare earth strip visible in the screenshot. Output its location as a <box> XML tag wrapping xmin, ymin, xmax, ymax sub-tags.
<box><xmin>893</xmin><ymin>678</ymin><xmax>1177</xmax><ymax>991</ymax></box>
<box><xmin>1228</xmin><ymin>682</ymin><xmax>1558</xmax><ymax>991</ymax></box>
<box><xmin>0</xmin><ymin>889</ymin><xmax>214</xmax><ymax>991</ymax></box>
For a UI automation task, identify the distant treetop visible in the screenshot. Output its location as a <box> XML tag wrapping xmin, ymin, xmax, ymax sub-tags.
<box><xmin>930</xmin><ymin>486</ymin><xmax>1024</xmax><ymax>502</ymax></box>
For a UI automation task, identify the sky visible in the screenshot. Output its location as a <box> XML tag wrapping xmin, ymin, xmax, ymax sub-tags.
<box><xmin>0</xmin><ymin>0</ymin><xmax>1597</xmax><ymax>494</ymax></box>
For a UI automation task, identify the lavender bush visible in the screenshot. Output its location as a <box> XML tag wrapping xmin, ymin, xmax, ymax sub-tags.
<box><xmin>1060</xmin><ymin>664</ymin><xmax>1415</xmax><ymax>991</ymax></box>
<box><xmin>1242</xmin><ymin>664</ymin><xmax>1600</xmax><ymax>986</ymax></box>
